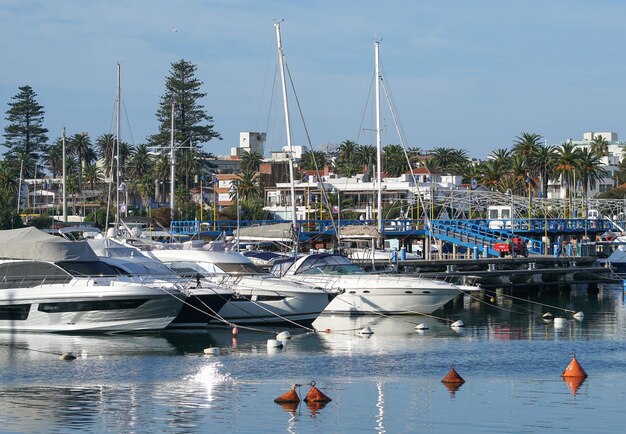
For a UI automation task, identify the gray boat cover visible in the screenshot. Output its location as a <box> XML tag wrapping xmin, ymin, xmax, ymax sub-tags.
<box><xmin>0</xmin><ymin>227</ymin><xmax>99</xmax><ymax>262</ymax></box>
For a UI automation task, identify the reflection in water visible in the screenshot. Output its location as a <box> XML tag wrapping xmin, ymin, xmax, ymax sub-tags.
<box><xmin>375</xmin><ymin>380</ymin><xmax>385</xmax><ymax>433</ymax></box>
<box><xmin>563</xmin><ymin>376</ymin><xmax>586</xmax><ymax>396</ymax></box>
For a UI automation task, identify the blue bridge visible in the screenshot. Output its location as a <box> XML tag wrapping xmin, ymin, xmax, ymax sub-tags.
<box><xmin>169</xmin><ymin>218</ymin><xmax>621</xmax><ymax>258</ymax></box>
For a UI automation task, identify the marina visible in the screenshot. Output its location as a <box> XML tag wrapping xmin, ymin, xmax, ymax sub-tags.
<box><xmin>1</xmin><ymin>285</ymin><xmax>625</xmax><ymax>433</ymax></box>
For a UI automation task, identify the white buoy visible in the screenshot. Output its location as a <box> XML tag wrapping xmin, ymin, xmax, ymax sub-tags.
<box><xmin>359</xmin><ymin>326</ymin><xmax>374</xmax><ymax>335</ymax></box>
<box><xmin>554</xmin><ymin>317</ymin><xmax>567</xmax><ymax>328</ymax></box>
<box><xmin>267</xmin><ymin>339</ymin><xmax>283</xmax><ymax>349</ymax></box>
<box><xmin>450</xmin><ymin>320</ymin><xmax>465</xmax><ymax>329</ymax></box>
<box><xmin>59</xmin><ymin>352</ymin><xmax>76</xmax><ymax>361</ymax></box>
<box><xmin>203</xmin><ymin>347</ymin><xmax>220</xmax><ymax>356</ymax></box>
<box><xmin>415</xmin><ymin>323</ymin><xmax>429</xmax><ymax>330</ymax></box>
<box><xmin>276</xmin><ymin>331</ymin><xmax>292</xmax><ymax>340</ymax></box>
<box><xmin>573</xmin><ymin>311</ymin><xmax>584</xmax><ymax>321</ymax></box>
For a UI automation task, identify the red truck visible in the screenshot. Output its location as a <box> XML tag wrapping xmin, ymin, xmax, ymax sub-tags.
<box><xmin>493</xmin><ymin>237</ymin><xmax>529</xmax><ymax>258</ymax></box>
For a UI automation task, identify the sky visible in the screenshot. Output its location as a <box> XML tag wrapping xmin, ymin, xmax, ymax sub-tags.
<box><xmin>1</xmin><ymin>0</ymin><xmax>626</xmax><ymax>160</ymax></box>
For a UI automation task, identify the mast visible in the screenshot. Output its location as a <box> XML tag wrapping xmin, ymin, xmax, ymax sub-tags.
<box><xmin>170</xmin><ymin>102</ymin><xmax>176</xmax><ymax>222</ymax></box>
<box><xmin>115</xmin><ymin>62</ymin><xmax>121</xmax><ymax>226</ymax></box>
<box><xmin>274</xmin><ymin>21</ymin><xmax>298</xmax><ymax>255</ymax></box>
<box><xmin>62</xmin><ymin>127</ymin><xmax>67</xmax><ymax>222</ymax></box>
<box><xmin>375</xmin><ymin>40</ymin><xmax>383</xmax><ymax>235</ymax></box>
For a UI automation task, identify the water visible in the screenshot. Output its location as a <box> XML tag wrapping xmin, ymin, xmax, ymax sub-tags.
<box><xmin>1</xmin><ymin>285</ymin><xmax>625</xmax><ymax>433</ymax></box>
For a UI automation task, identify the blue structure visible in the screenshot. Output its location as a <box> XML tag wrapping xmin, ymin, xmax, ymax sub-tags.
<box><xmin>170</xmin><ymin>217</ymin><xmax>620</xmax><ymax>258</ymax></box>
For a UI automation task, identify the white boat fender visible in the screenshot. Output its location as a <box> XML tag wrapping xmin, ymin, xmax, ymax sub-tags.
<box><xmin>415</xmin><ymin>323</ymin><xmax>429</xmax><ymax>330</ymax></box>
<box><xmin>267</xmin><ymin>339</ymin><xmax>283</xmax><ymax>349</ymax></box>
<box><xmin>573</xmin><ymin>311</ymin><xmax>584</xmax><ymax>321</ymax></box>
<box><xmin>450</xmin><ymin>320</ymin><xmax>465</xmax><ymax>328</ymax></box>
<box><xmin>554</xmin><ymin>317</ymin><xmax>567</xmax><ymax>328</ymax></box>
<box><xmin>232</xmin><ymin>326</ymin><xmax>239</xmax><ymax>336</ymax></box>
<box><xmin>203</xmin><ymin>347</ymin><xmax>220</xmax><ymax>356</ymax></box>
<box><xmin>277</xmin><ymin>331</ymin><xmax>292</xmax><ymax>340</ymax></box>
<box><xmin>59</xmin><ymin>352</ymin><xmax>77</xmax><ymax>361</ymax></box>
<box><xmin>359</xmin><ymin>326</ymin><xmax>374</xmax><ymax>335</ymax></box>
<box><xmin>542</xmin><ymin>312</ymin><xmax>554</xmax><ymax>321</ymax></box>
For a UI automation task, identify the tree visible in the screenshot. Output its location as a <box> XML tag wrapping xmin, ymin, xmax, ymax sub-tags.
<box><xmin>589</xmin><ymin>134</ymin><xmax>609</xmax><ymax>157</ymax></box>
<box><xmin>231</xmin><ymin>169</ymin><xmax>263</xmax><ymax>201</ymax></box>
<box><xmin>577</xmin><ymin>148</ymin><xmax>608</xmax><ymax>199</ymax></box>
<box><xmin>512</xmin><ymin>132</ymin><xmax>542</xmax><ymax>158</ymax></box>
<box><xmin>299</xmin><ymin>150</ymin><xmax>327</xmax><ymax>171</ymax></box>
<box><xmin>96</xmin><ymin>133</ymin><xmax>116</xmax><ymax>178</ymax></box>
<box><xmin>68</xmin><ymin>132</ymin><xmax>94</xmax><ymax>169</ymax></box>
<box><xmin>527</xmin><ymin>144</ymin><xmax>556</xmax><ymax>198</ymax></box>
<box><xmin>382</xmin><ymin>144</ymin><xmax>407</xmax><ymax>177</ymax></box>
<box><xmin>148</xmin><ymin>59</ymin><xmax>221</xmax><ymax>151</ymax></box>
<box><xmin>240</xmin><ymin>151</ymin><xmax>263</xmax><ymax>172</ymax></box>
<box><xmin>355</xmin><ymin>144</ymin><xmax>377</xmax><ymax>174</ymax></box>
<box><xmin>3</xmin><ymin>85</ymin><xmax>48</xmax><ymax>159</ymax></box>
<box><xmin>429</xmin><ymin>147</ymin><xmax>468</xmax><ymax>173</ymax></box>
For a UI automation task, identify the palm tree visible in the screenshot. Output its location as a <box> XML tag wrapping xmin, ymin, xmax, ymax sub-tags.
<box><xmin>127</xmin><ymin>144</ymin><xmax>154</xmax><ymax>181</ymax></box>
<box><xmin>589</xmin><ymin>134</ymin><xmax>609</xmax><ymax>157</ymax></box>
<box><xmin>69</xmin><ymin>132</ymin><xmax>93</xmax><ymax>169</ymax></box>
<box><xmin>240</xmin><ymin>151</ymin><xmax>263</xmax><ymax>172</ymax></box>
<box><xmin>577</xmin><ymin>148</ymin><xmax>608</xmax><ymax>199</ymax></box>
<box><xmin>232</xmin><ymin>168</ymin><xmax>263</xmax><ymax>201</ymax></box>
<box><xmin>44</xmin><ymin>140</ymin><xmax>63</xmax><ymax>177</ymax></box>
<box><xmin>512</xmin><ymin>132</ymin><xmax>542</xmax><ymax>158</ymax></box>
<box><xmin>300</xmin><ymin>150</ymin><xmax>327</xmax><ymax>171</ymax></box>
<box><xmin>153</xmin><ymin>153</ymin><xmax>170</xmax><ymax>203</ymax></box>
<box><xmin>508</xmin><ymin>153</ymin><xmax>531</xmax><ymax>195</ymax></box>
<box><xmin>527</xmin><ymin>144</ymin><xmax>556</xmax><ymax>198</ymax></box>
<box><xmin>555</xmin><ymin>142</ymin><xmax>581</xmax><ymax>216</ymax></box>
<box><xmin>479</xmin><ymin>159</ymin><xmax>506</xmax><ymax>191</ymax></box>
<box><xmin>82</xmin><ymin>163</ymin><xmax>104</xmax><ymax>191</ymax></box>
<box><xmin>96</xmin><ymin>133</ymin><xmax>116</xmax><ymax>178</ymax></box>
<box><xmin>383</xmin><ymin>144</ymin><xmax>407</xmax><ymax>177</ymax></box>
<box><xmin>429</xmin><ymin>147</ymin><xmax>457</xmax><ymax>171</ymax></box>
<box><xmin>355</xmin><ymin>144</ymin><xmax>377</xmax><ymax>173</ymax></box>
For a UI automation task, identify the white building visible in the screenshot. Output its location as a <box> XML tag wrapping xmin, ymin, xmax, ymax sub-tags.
<box><xmin>230</xmin><ymin>132</ymin><xmax>266</xmax><ymax>158</ymax></box>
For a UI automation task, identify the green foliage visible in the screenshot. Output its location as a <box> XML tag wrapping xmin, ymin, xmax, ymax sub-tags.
<box><xmin>84</xmin><ymin>208</ymin><xmax>110</xmax><ymax>229</ymax></box>
<box><xmin>3</xmin><ymin>85</ymin><xmax>48</xmax><ymax>159</ymax></box>
<box><xmin>27</xmin><ymin>214</ymin><xmax>53</xmax><ymax>229</ymax></box>
<box><xmin>148</xmin><ymin>59</ymin><xmax>221</xmax><ymax>149</ymax></box>
<box><xmin>0</xmin><ymin>208</ymin><xmax>24</xmax><ymax>230</ymax></box>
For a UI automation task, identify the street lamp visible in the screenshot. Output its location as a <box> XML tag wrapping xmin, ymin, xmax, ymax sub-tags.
<box><xmin>230</xmin><ymin>184</ymin><xmax>239</xmax><ymax>252</ymax></box>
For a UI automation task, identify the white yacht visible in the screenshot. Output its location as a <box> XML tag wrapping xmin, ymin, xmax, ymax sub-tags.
<box><xmin>272</xmin><ymin>253</ymin><xmax>475</xmax><ymax>315</ymax></box>
<box><xmin>144</xmin><ymin>248</ymin><xmax>335</xmax><ymax>326</ymax></box>
<box><xmin>0</xmin><ymin>227</ymin><xmax>183</xmax><ymax>332</ymax></box>
<box><xmin>86</xmin><ymin>237</ymin><xmax>233</xmax><ymax>328</ymax></box>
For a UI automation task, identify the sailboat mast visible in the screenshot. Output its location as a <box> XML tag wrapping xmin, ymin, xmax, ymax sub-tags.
<box><xmin>170</xmin><ymin>102</ymin><xmax>176</xmax><ymax>222</ymax></box>
<box><xmin>274</xmin><ymin>21</ymin><xmax>298</xmax><ymax>255</ymax></box>
<box><xmin>115</xmin><ymin>62</ymin><xmax>121</xmax><ymax>225</ymax></box>
<box><xmin>62</xmin><ymin>127</ymin><xmax>67</xmax><ymax>222</ymax></box>
<box><xmin>375</xmin><ymin>40</ymin><xmax>383</xmax><ymax>235</ymax></box>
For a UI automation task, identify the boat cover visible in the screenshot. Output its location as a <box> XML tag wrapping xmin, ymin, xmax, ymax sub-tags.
<box><xmin>0</xmin><ymin>227</ymin><xmax>99</xmax><ymax>262</ymax></box>
<box><xmin>236</xmin><ymin>223</ymin><xmax>293</xmax><ymax>242</ymax></box>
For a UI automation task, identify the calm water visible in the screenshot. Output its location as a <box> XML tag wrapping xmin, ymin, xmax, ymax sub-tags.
<box><xmin>1</xmin><ymin>285</ymin><xmax>625</xmax><ymax>433</ymax></box>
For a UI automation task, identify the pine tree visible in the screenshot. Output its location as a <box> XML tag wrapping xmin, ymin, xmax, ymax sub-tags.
<box><xmin>148</xmin><ymin>59</ymin><xmax>221</xmax><ymax>149</ymax></box>
<box><xmin>3</xmin><ymin>85</ymin><xmax>48</xmax><ymax>155</ymax></box>
<box><xmin>3</xmin><ymin>86</ymin><xmax>49</xmax><ymax>178</ymax></box>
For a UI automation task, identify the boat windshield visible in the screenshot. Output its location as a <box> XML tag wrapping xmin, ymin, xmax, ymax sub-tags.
<box><xmin>56</xmin><ymin>261</ymin><xmax>122</xmax><ymax>277</ymax></box>
<box><xmin>295</xmin><ymin>255</ymin><xmax>365</xmax><ymax>275</ymax></box>
<box><xmin>165</xmin><ymin>261</ymin><xmax>265</xmax><ymax>276</ymax></box>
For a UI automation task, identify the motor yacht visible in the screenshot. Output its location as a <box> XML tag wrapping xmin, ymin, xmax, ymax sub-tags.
<box><xmin>86</xmin><ymin>237</ymin><xmax>233</xmax><ymax>328</ymax></box>
<box><xmin>0</xmin><ymin>227</ymin><xmax>183</xmax><ymax>332</ymax></box>
<box><xmin>272</xmin><ymin>253</ymin><xmax>476</xmax><ymax>315</ymax></box>
<box><xmin>144</xmin><ymin>248</ymin><xmax>334</xmax><ymax>326</ymax></box>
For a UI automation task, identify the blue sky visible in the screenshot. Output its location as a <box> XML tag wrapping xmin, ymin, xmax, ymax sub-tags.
<box><xmin>1</xmin><ymin>0</ymin><xmax>625</xmax><ymax>159</ymax></box>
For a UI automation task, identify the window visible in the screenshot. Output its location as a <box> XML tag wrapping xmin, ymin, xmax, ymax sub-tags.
<box><xmin>0</xmin><ymin>304</ymin><xmax>30</xmax><ymax>321</ymax></box>
<box><xmin>38</xmin><ymin>299</ymin><xmax>148</xmax><ymax>313</ymax></box>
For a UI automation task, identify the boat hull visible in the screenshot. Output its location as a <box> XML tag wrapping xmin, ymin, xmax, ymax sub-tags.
<box><xmin>0</xmin><ymin>282</ymin><xmax>183</xmax><ymax>332</ymax></box>
<box><xmin>287</xmin><ymin>274</ymin><xmax>463</xmax><ymax>315</ymax></box>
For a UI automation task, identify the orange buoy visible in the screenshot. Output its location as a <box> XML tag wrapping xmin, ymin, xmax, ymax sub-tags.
<box><xmin>561</xmin><ymin>354</ymin><xmax>588</xmax><ymax>378</ymax></box>
<box><xmin>441</xmin><ymin>366</ymin><xmax>465</xmax><ymax>384</ymax></box>
<box><xmin>274</xmin><ymin>385</ymin><xmax>301</xmax><ymax>404</ymax></box>
<box><xmin>303</xmin><ymin>381</ymin><xmax>332</xmax><ymax>403</ymax></box>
